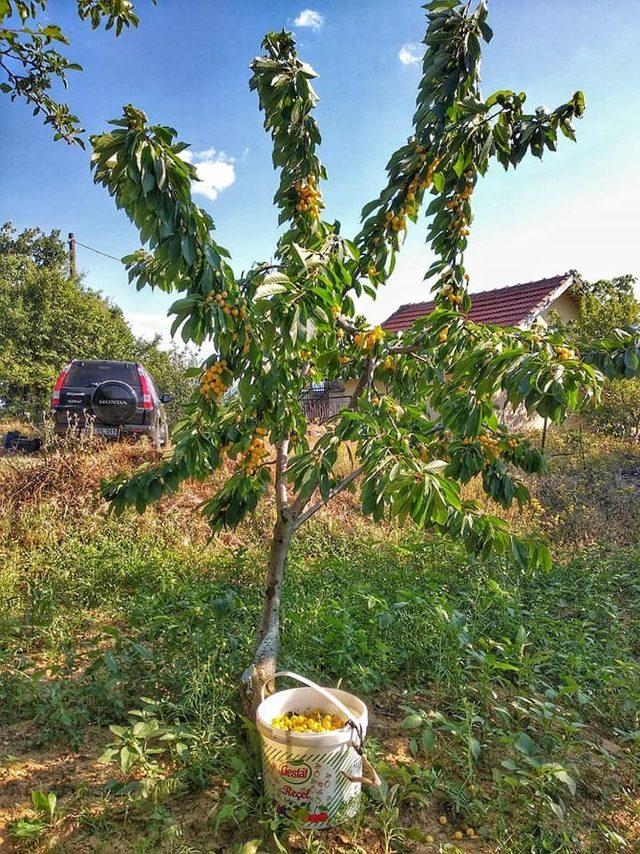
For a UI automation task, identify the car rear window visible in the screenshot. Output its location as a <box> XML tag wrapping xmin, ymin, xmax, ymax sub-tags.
<box><xmin>65</xmin><ymin>361</ymin><xmax>141</xmax><ymax>389</ymax></box>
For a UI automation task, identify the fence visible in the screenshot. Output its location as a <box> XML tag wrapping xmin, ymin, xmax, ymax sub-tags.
<box><xmin>300</xmin><ymin>388</ymin><xmax>351</xmax><ymax>423</ymax></box>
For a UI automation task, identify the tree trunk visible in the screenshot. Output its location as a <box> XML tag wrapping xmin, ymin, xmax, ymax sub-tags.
<box><xmin>241</xmin><ymin>440</ymin><xmax>294</xmax><ymax>718</ymax></box>
<box><xmin>239</xmin><ymin>437</ymin><xmax>361</xmax><ymax>718</ymax></box>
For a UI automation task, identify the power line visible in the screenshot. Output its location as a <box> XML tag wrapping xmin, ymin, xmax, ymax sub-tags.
<box><xmin>75</xmin><ymin>239</ymin><xmax>122</xmax><ymax>263</ymax></box>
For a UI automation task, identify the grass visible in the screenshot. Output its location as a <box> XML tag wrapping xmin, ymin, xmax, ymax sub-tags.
<box><xmin>0</xmin><ymin>429</ymin><xmax>639</xmax><ymax>851</ymax></box>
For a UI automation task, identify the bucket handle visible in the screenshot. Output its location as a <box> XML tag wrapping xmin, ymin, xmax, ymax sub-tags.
<box><xmin>262</xmin><ymin>671</ymin><xmax>381</xmax><ymax>788</ymax></box>
<box><xmin>261</xmin><ymin>671</ymin><xmax>357</xmax><ymax>731</ymax></box>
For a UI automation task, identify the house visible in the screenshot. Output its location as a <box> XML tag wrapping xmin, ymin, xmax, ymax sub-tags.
<box><xmin>302</xmin><ymin>273</ymin><xmax>581</xmax><ymax>425</ymax></box>
<box><xmin>381</xmin><ymin>272</ymin><xmax>581</xmax><ymax>334</ymax></box>
<box><xmin>382</xmin><ymin>271</ymin><xmax>583</xmax><ymax>429</ymax></box>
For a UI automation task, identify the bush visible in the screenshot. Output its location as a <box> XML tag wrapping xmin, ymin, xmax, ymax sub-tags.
<box><xmin>585</xmin><ymin>378</ymin><xmax>640</xmax><ymax>438</ymax></box>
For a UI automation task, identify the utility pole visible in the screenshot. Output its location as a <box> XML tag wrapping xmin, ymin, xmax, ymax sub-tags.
<box><xmin>68</xmin><ymin>232</ymin><xmax>76</xmax><ymax>278</ymax></box>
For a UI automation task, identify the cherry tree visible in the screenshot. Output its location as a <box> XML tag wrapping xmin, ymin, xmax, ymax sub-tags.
<box><xmin>91</xmin><ymin>0</ymin><xmax>640</xmax><ymax>713</ymax></box>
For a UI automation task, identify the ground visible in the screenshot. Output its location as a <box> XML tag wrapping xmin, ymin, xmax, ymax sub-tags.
<box><xmin>0</xmin><ymin>428</ymin><xmax>638</xmax><ymax>852</ymax></box>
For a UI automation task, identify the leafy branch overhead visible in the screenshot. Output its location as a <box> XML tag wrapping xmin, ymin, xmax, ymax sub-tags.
<box><xmin>0</xmin><ymin>1</ymin><xmax>154</xmax><ymax>145</ymax></box>
<box><xmin>93</xmin><ymin>1</ymin><xmax>640</xmax><ymax>573</ymax></box>
<box><xmin>91</xmin><ymin>3</ymin><xmax>638</xmax><ymax>618</ymax></box>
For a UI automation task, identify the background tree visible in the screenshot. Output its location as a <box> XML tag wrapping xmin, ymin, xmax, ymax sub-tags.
<box><xmin>553</xmin><ymin>275</ymin><xmax>640</xmax><ymax>438</ymax></box>
<box><xmin>559</xmin><ymin>275</ymin><xmax>639</xmax><ymax>342</ymax></box>
<box><xmin>90</xmin><ymin>0</ymin><xmax>640</xmax><ymax>713</ymax></box>
<box><xmin>0</xmin><ymin>0</ymin><xmax>153</xmax><ymax>146</ymax></box>
<box><xmin>0</xmin><ymin>222</ymin><xmax>193</xmax><ymax>420</ymax></box>
<box><xmin>0</xmin><ymin>219</ymin><xmax>67</xmax><ymax>268</ymax></box>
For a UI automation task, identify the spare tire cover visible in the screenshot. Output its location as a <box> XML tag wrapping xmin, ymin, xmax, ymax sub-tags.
<box><xmin>91</xmin><ymin>381</ymin><xmax>138</xmax><ymax>425</ymax></box>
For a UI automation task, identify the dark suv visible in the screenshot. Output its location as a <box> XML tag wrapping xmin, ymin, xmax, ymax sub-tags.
<box><xmin>51</xmin><ymin>360</ymin><xmax>171</xmax><ymax>447</ymax></box>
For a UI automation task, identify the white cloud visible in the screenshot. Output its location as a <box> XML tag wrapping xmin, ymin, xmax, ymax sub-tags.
<box><xmin>294</xmin><ymin>9</ymin><xmax>324</xmax><ymax>30</ymax></box>
<box><xmin>126</xmin><ymin>311</ymin><xmax>177</xmax><ymax>349</ymax></box>
<box><xmin>398</xmin><ymin>43</ymin><xmax>421</xmax><ymax>66</ymax></box>
<box><xmin>181</xmin><ymin>147</ymin><xmax>236</xmax><ymax>202</ymax></box>
<box><xmin>126</xmin><ymin>309</ymin><xmax>210</xmax><ymax>356</ymax></box>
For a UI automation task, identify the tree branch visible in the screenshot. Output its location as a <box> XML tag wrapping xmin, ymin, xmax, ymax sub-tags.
<box><xmin>293</xmin><ymin>465</ymin><xmax>364</xmax><ymax>530</ymax></box>
<box><xmin>349</xmin><ymin>358</ymin><xmax>376</xmax><ymax>409</ymax></box>
<box><xmin>275</xmin><ymin>438</ymin><xmax>290</xmax><ymax>518</ymax></box>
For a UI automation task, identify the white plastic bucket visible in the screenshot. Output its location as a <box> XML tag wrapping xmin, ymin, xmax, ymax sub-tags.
<box><xmin>256</xmin><ymin>671</ymin><xmax>369</xmax><ymax>829</ymax></box>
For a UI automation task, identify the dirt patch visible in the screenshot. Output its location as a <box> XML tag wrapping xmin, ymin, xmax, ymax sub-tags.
<box><xmin>0</xmin><ymin>725</ymin><xmax>112</xmax><ymax>844</ymax></box>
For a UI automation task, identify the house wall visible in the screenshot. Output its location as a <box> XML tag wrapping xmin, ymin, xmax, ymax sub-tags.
<box><xmin>540</xmin><ymin>292</ymin><xmax>579</xmax><ymax>324</ymax></box>
<box><xmin>344</xmin><ymin>378</ymin><xmax>358</xmax><ymax>399</ymax></box>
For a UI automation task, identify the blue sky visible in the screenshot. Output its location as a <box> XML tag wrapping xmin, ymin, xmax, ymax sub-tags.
<box><xmin>1</xmin><ymin>0</ymin><xmax>639</xmax><ymax>346</ymax></box>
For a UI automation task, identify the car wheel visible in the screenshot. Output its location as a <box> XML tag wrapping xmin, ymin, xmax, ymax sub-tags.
<box><xmin>156</xmin><ymin>422</ymin><xmax>170</xmax><ymax>449</ymax></box>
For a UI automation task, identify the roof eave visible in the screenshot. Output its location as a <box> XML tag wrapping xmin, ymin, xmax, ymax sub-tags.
<box><xmin>519</xmin><ymin>272</ymin><xmax>578</xmax><ymax>329</ymax></box>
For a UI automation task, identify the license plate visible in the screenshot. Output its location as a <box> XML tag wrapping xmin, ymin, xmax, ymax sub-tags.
<box><xmin>94</xmin><ymin>426</ymin><xmax>119</xmax><ymax>438</ymax></box>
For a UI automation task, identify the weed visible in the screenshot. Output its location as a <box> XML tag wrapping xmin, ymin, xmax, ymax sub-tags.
<box><xmin>8</xmin><ymin>790</ymin><xmax>57</xmax><ymax>842</ymax></box>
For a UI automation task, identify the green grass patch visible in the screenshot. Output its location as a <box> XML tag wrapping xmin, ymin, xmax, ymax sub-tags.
<box><xmin>1</xmin><ymin>508</ymin><xmax>639</xmax><ymax>851</ymax></box>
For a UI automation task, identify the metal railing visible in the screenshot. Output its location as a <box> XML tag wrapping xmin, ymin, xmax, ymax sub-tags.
<box><xmin>300</xmin><ymin>387</ymin><xmax>350</xmax><ymax>423</ymax></box>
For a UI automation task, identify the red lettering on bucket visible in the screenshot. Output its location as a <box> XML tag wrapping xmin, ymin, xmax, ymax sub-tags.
<box><xmin>282</xmin><ymin>784</ymin><xmax>311</xmax><ymax>800</ymax></box>
<box><xmin>279</xmin><ymin>762</ymin><xmax>312</xmax><ymax>784</ymax></box>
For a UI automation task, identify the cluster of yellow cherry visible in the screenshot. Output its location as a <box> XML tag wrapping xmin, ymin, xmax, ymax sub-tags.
<box><xmin>382</xmin><ymin>354</ymin><xmax>396</xmax><ymax>371</ymax></box>
<box><xmin>555</xmin><ymin>345</ymin><xmax>576</xmax><ymax>361</ymax></box>
<box><xmin>439</xmin><ymin>269</ymin><xmax>471</xmax><ymax>307</ymax></box>
<box><xmin>383</xmin><ymin>149</ymin><xmax>441</xmax><ymax>235</ymax></box>
<box><xmin>294</xmin><ymin>174</ymin><xmax>323</xmax><ymax>217</ymax></box>
<box><xmin>354</xmin><ymin>326</ymin><xmax>385</xmax><ymax>351</ymax></box>
<box><xmin>332</xmin><ymin>307</ymin><xmax>348</xmax><ymax>338</ymax></box>
<box><xmin>385</xmin><ymin>209</ymin><xmax>408</xmax><ymax>233</ymax></box>
<box><xmin>441</xmin><ymin>285</ymin><xmax>464</xmax><ymax>306</ymax></box>
<box><xmin>437</xmin><ymin>326</ymin><xmax>449</xmax><ymax>344</ymax></box>
<box><xmin>407</xmin><ymin>147</ymin><xmax>440</xmax><ymax>200</ymax></box>
<box><xmin>200</xmin><ymin>360</ymin><xmax>229</xmax><ymax>401</ymax></box>
<box><xmin>463</xmin><ymin>433</ymin><xmax>517</xmax><ymax>459</ymax></box>
<box><xmin>271</xmin><ymin>709</ymin><xmax>347</xmax><ymax>733</ymax></box>
<box><xmin>241</xmin><ymin>427</ymin><xmax>269</xmax><ymax>475</ymax></box>
<box><xmin>445</xmin><ymin>170</ymin><xmax>475</xmax><ymax>238</ymax></box>
<box><xmin>204</xmin><ymin>289</ymin><xmax>248</xmax><ymax>321</ymax></box>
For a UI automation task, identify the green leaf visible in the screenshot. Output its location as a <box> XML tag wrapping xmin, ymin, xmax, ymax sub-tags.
<box><xmin>98</xmin><ymin>747</ymin><xmax>119</xmax><ymax>765</ymax></box>
<box><xmin>401</xmin><ymin>714</ymin><xmax>423</xmax><ymax>729</ymax></box>
<box><xmin>514</xmin><ymin>731</ymin><xmax>540</xmax><ymax>756</ymax></box>
<box><xmin>120</xmin><ymin>745</ymin><xmax>134</xmax><ymax>773</ymax></box>
<box><xmin>255</xmin><ymin>280</ymin><xmax>288</xmax><ymax>299</ymax></box>
<box><xmin>554</xmin><ymin>769</ymin><xmax>576</xmax><ymax>795</ymax></box>
<box><xmin>421</xmin><ymin>727</ymin><xmax>436</xmax><ymax>752</ymax></box>
<box><xmin>468</xmin><ymin>736</ymin><xmax>481</xmax><ymax>759</ymax></box>
<box><xmin>289</xmin><ymin>305</ymin><xmax>300</xmax><ymax>345</ymax></box>
<box><xmin>31</xmin><ymin>790</ymin><xmax>56</xmax><ymax>820</ymax></box>
<box><xmin>109</xmin><ymin>725</ymin><xmax>127</xmax><ymax>737</ymax></box>
<box><xmin>432</xmin><ymin>172</ymin><xmax>445</xmax><ymax>193</ymax></box>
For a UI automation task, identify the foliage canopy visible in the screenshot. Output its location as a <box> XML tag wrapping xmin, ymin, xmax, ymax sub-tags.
<box><xmin>554</xmin><ymin>275</ymin><xmax>640</xmax><ymax>438</ymax></box>
<box><xmin>86</xmin><ymin>0</ymin><xmax>640</xmax><ymax>699</ymax></box>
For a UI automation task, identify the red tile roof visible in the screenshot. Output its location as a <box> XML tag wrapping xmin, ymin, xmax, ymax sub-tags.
<box><xmin>382</xmin><ymin>275</ymin><xmax>573</xmax><ymax>333</ymax></box>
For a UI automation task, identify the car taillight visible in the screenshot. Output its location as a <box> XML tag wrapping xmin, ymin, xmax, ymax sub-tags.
<box><xmin>137</xmin><ymin>366</ymin><xmax>153</xmax><ymax>410</ymax></box>
<box><xmin>51</xmin><ymin>365</ymin><xmax>70</xmax><ymax>407</ymax></box>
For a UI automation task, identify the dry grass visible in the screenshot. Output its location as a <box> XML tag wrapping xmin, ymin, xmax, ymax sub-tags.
<box><xmin>1</xmin><ymin>424</ymin><xmax>639</xmax><ymax>557</ymax></box>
